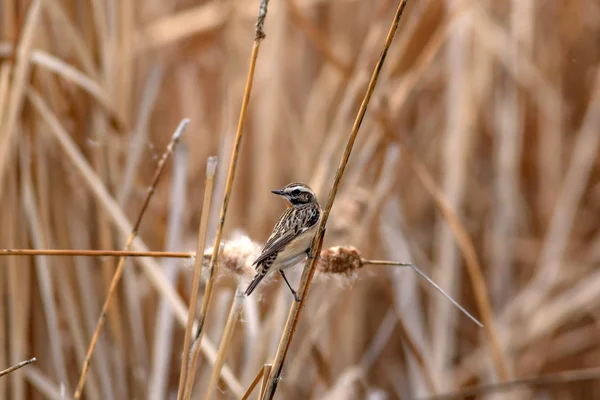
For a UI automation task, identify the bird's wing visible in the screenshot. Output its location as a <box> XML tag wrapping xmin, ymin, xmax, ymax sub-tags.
<box><xmin>251</xmin><ymin>227</ymin><xmax>311</xmax><ymax>267</ymax></box>
<box><xmin>252</xmin><ymin>207</ymin><xmax>307</xmax><ymax>267</ymax></box>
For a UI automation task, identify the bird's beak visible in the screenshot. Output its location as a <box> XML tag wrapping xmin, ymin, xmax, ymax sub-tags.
<box><xmin>271</xmin><ymin>189</ymin><xmax>285</xmax><ymax>196</ymax></box>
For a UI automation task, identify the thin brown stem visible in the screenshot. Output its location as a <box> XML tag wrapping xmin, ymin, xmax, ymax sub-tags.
<box><xmin>0</xmin><ymin>358</ymin><xmax>36</xmax><ymax>378</ymax></box>
<box><xmin>0</xmin><ymin>249</ymin><xmax>194</xmax><ymax>258</ymax></box>
<box><xmin>204</xmin><ymin>287</ymin><xmax>244</xmax><ymax>400</ymax></box>
<box><xmin>176</xmin><ymin>157</ymin><xmax>218</xmax><ymax>400</ymax></box>
<box><xmin>363</xmin><ymin>259</ymin><xmax>482</xmax><ymax>327</ymax></box>
<box><xmin>258</xmin><ymin>364</ymin><xmax>273</xmax><ymax>399</ymax></box>
<box><xmin>73</xmin><ymin>119</ymin><xmax>189</xmax><ymax>399</ymax></box>
<box><xmin>260</xmin><ymin>1</ymin><xmax>409</xmax><ymax>399</ymax></box>
<box><xmin>241</xmin><ymin>366</ymin><xmax>267</xmax><ymax>400</ymax></box>
<box><xmin>180</xmin><ymin>0</ymin><xmax>270</xmax><ymax>397</ymax></box>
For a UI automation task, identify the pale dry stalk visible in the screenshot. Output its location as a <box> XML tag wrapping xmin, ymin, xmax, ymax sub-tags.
<box><xmin>431</xmin><ymin>0</ymin><xmax>473</xmax><ymax>385</ymax></box>
<box><xmin>176</xmin><ymin>157</ymin><xmax>218</xmax><ymax>399</ymax></box>
<box><xmin>0</xmin><ymin>0</ymin><xmax>42</xmax><ymax>194</ymax></box>
<box><xmin>180</xmin><ymin>0</ymin><xmax>271</xmax><ymax>398</ymax></box>
<box><xmin>204</xmin><ymin>287</ymin><xmax>245</xmax><ymax>400</ymax></box>
<box><xmin>149</xmin><ymin>143</ymin><xmax>190</xmax><ymax>400</ymax></box>
<box><xmin>73</xmin><ymin>119</ymin><xmax>189</xmax><ymax>398</ymax></box>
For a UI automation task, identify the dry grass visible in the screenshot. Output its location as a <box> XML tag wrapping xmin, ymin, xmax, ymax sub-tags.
<box><xmin>1</xmin><ymin>0</ymin><xmax>600</xmax><ymax>399</ymax></box>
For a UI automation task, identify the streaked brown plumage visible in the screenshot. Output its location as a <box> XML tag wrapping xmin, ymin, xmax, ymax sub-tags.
<box><xmin>244</xmin><ymin>183</ymin><xmax>321</xmax><ymax>301</ymax></box>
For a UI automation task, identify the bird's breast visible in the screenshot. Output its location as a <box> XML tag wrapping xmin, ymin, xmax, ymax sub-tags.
<box><xmin>274</xmin><ymin>225</ymin><xmax>317</xmax><ymax>267</ymax></box>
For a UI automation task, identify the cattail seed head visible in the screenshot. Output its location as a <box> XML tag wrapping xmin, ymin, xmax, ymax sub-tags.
<box><xmin>202</xmin><ymin>231</ymin><xmax>261</xmax><ymax>279</ymax></box>
<box><xmin>317</xmin><ymin>246</ymin><xmax>363</xmax><ymax>276</ymax></box>
<box><xmin>188</xmin><ymin>233</ymin><xmax>368</xmax><ymax>285</ymax></box>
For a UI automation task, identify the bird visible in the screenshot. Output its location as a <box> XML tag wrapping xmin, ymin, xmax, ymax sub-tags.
<box><xmin>244</xmin><ymin>182</ymin><xmax>322</xmax><ymax>302</ymax></box>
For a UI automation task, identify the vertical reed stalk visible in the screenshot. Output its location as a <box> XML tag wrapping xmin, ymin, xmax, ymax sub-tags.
<box><xmin>179</xmin><ymin>1</ymin><xmax>271</xmax><ymax>398</ymax></box>
<box><xmin>204</xmin><ymin>287</ymin><xmax>245</xmax><ymax>400</ymax></box>
<box><xmin>176</xmin><ymin>156</ymin><xmax>218</xmax><ymax>399</ymax></box>
<box><xmin>261</xmin><ymin>1</ymin><xmax>409</xmax><ymax>398</ymax></box>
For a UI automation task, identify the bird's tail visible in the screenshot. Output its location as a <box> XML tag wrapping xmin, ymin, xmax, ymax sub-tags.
<box><xmin>244</xmin><ymin>273</ymin><xmax>265</xmax><ymax>297</ymax></box>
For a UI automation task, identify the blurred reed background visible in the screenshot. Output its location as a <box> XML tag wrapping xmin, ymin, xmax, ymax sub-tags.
<box><xmin>1</xmin><ymin>0</ymin><xmax>600</xmax><ymax>399</ymax></box>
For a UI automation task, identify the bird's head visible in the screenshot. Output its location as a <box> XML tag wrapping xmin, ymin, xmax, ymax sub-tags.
<box><xmin>271</xmin><ymin>182</ymin><xmax>318</xmax><ymax>206</ymax></box>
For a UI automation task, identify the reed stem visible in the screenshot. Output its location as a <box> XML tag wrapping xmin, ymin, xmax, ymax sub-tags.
<box><xmin>260</xmin><ymin>2</ymin><xmax>409</xmax><ymax>398</ymax></box>
<box><xmin>180</xmin><ymin>1</ymin><xmax>271</xmax><ymax>397</ymax></box>
<box><xmin>0</xmin><ymin>249</ymin><xmax>193</xmax><ymax>258</ymax></box>
<box><xmin>0</xmin><ymin>358</ymin><xmax>36</xmax><ymax>378</ymax></box>
<box><xmin>73</xmin><ymin>119</ymin><xmax>188</xmax><ymax>398</ymax></box>
<box><xmin>204</xmin><ymin>287</ymin><xmax>245</xmax><ymax>400</ymax></box>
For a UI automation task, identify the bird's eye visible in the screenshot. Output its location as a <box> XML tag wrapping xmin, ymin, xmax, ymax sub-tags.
<box><xmin>291</xmin><ymin>189</ymin><xmax>301</xmax><ymax>196</ymax></box>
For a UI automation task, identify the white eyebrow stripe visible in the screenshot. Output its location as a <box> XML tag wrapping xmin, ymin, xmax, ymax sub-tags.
<box><xmin>285</xmin><ymin>185</ymin><xmax>306</xmax><ymax>192</ymax></box>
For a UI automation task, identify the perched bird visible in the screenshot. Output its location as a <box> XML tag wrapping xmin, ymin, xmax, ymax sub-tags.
<box><xmin>244</xmin><ymin>182</ymin><xmax>322</xmax><ymax>301</ymax></box>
